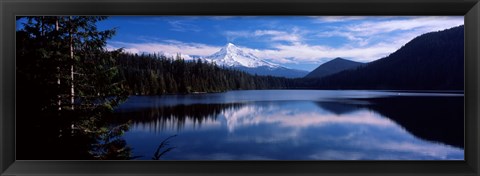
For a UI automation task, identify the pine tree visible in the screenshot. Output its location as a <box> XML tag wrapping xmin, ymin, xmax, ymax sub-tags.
<box><xmin>16</xmin><ymin>16</ymin><xmax>131</xmax><ymax>159</ymax></box>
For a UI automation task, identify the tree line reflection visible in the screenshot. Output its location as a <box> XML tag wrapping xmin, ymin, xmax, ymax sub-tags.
<box><xmin>114</xmin><ymin>103</ymin><xmax>244</xmax><ymax>132</ymax></box>
<box><xmin>113</xmin><ymin>96</ymin><xmax>464</xmax><ymax>149</ymax></box>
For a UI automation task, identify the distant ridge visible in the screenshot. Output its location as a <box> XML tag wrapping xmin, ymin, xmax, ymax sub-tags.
<box><xmin>311</xmin><ymin>25</ymin><xmax>464</xmax><ymax>90</ymax></box>
<box><xmin>304</xmin><ymin>57</ymin><xmax>364</xmax><ymax>79</ymax></box>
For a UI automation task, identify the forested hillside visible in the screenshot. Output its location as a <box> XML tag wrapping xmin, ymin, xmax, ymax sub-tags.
<box><xmin>306</xmin><ymin>25</ymin><xmax>464</xmax><ymax>90</ymax></box>
<box><xmin>304</xmin><ymin>57</ymin><xmax>364</xmax><ymax>79</ymax></box>
<box><xmin>116</xmin><ymin>53</ymin><xmax>294</xmax><ymax>95</ymax></box>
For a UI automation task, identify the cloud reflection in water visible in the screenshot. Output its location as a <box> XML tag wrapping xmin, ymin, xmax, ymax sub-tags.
<box><xmin>121</xmin><ymin>100</ymin><xmax>463</xmax><ymax>160</ymax></box>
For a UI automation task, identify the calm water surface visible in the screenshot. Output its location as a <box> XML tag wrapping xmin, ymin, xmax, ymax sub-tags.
<box><xmin>113</xmin><ymin>90</ymin><xmax>464</xmax><ymax>160</ymax></box>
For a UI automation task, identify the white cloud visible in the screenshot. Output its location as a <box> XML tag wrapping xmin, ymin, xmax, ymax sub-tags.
<box><xmin>245</xmin><ymin>42</ymin><xmax>396</xmax><ymax>63</ymax></box>
<box><xmin>345</xmin><ymin>16</ymin><xmax>463</xmax><ymax>36</ymax></box>
<box><xmin>219</xmin><ymin>17</ymin><xmax>462</xmax><ymax>64</ymax></box>
<box><xmin>109</xmin><ymin>16</ymin><xmax>464</xmax><ymax>67</ymax></box>
<box><xmin>327</xmin><ymin>16</ymin><xmax>463</xmax><ymax>44</ymax></box>
<box><xmin>108</xmin><ymin>40</ymin><xmax>220</xmax><ymax>59</ymax></box>
<box><xmin>107</xmin><ymin>38</ymin><xmax>406</xmax><ymax>65</ymax></box>
<box><xmin>311</xmin><ymin>16</ymin><xmax>464</xmax><ymax>62</ymax></box>
<box><xmin>224</xmin><ymin>29</ymin><xmax>302</xmax><ymax>43</ymax></box>
<box><xmin>253</xmin><ymin>30</ymin><xmax>301</xmax><ymax>43</ymax></box>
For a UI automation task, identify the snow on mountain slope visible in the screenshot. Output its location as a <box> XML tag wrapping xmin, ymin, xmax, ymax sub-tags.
<box><xmin>205</xmin><ymin>43</ymin><xmax>279</xmax><ymax>68</ymax></box>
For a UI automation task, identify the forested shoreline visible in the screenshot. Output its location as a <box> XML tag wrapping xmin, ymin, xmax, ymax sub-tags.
<box><xmin>116</xmin><ymin>53</ymin><xmax>294</xmax><ymax>95</ymax></box>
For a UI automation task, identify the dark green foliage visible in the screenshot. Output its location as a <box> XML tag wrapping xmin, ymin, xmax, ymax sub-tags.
<box><xmin>116</xmin><ymin>53</ymin><xmax>294</xmax><ymax>95</ymax></box>
<box><xmin>89</xmin><ymin>122</ymin><xmax>137</xmax><ymax>160</ymax></box>
<box><xmin>16</xmin><ymin>16</ymin><xmax>131</xmax><ymax>160</ymax></box>
<box><xmin>304</xmin><ymin>57</ymin><xmax>364</xmax><ymax>79</ymax></box>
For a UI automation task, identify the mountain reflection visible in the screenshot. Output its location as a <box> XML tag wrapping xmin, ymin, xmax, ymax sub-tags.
<box><xmin>114</xmin><ymin>97</ymin><xmax>463</xmax><ymax>149</ymax></box>
<box><xmin>221</xmin><ymin>103</ymin><xmax>395</xmax><ymax>133</ymax></box>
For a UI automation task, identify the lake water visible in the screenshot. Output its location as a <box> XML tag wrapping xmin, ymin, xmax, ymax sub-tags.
<box><xmin>113</xmin><ymin>90</ymin><xmax>464</xmax><ymax>160</ymax></box>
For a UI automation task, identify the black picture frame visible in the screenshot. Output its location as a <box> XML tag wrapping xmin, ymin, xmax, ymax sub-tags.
<box><xmin>1</xmin><ymin>0</ymin><xmax>479</xmax><ymax>175</ymax></box>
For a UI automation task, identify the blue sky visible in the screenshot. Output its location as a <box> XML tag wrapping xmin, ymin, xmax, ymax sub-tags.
<box><xmin>82</xmin><ymin>16</ymin><xmax>463</xmax><ymax>71</ymax></box>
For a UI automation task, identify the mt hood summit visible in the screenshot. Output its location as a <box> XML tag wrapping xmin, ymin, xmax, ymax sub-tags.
<box><xmin>204</xmin><ymin>43</ymin><xmax>308</xmax><ymax>78</ymax></box>
<box><xmin>206</xmin><ymin>43</ymin><xmax>279</xmax><ymax>68</ymax></box>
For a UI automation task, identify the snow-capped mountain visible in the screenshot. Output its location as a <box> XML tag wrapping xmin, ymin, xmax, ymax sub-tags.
<box><xmin>205</xmin><ymin>43</ymin><xmax>279</xmax><ymax>68</ymax></box>
<box><xmin>204</xmin><ymin>43</ymin><xmax>308</xmax><ymax>78</ymax></box>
